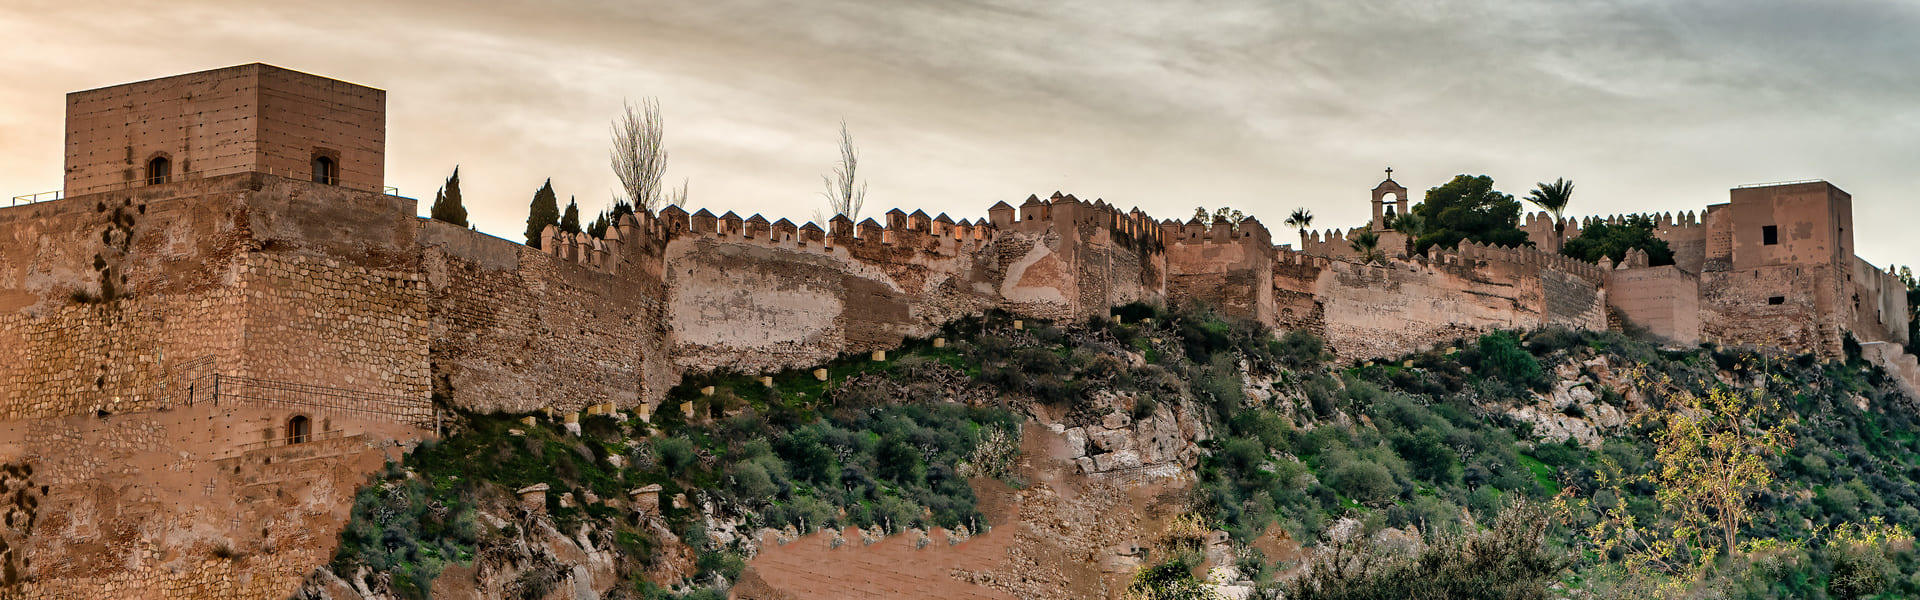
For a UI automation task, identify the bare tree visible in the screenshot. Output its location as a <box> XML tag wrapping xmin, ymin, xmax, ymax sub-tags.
<box><xmin>610</xmin><ymin>98</ymin><xmax>676</xmax><ymax>211</ymax></box>
<box><xmin>821</xmin><ymin>120</ymin><xmax>866</xmax><ymax>221</ymax></box>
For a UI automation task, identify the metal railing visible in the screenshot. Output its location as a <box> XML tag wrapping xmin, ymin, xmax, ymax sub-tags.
<box><xmin>1734</xmin><ymin>178</ymin><xmax>1827</xmax><ymax>189</ymax></box>
<box><xmin>176</xmin><ymin>372</ymin><xmax>435</xmax><ymax>429</ymax></box>
<box><xmin>234</xmin><ymin>428</ymin><xmax>360</xmax><ymax>453</ymax></box>
<box><xmin>11</xmin><ymin>166</ymin><xmax>401</xmax><ymax>206</ymax></box>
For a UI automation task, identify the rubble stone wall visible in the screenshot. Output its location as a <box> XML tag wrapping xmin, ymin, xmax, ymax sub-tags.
<box><xmin>422</xmin><ymin>219</ymin><xmax>671</xmax><ymax>414</ymax></box>
<box><xmin>0</xmin><ymin>405</ymin><xmax>419</xmax><ymax>600</ymax></box>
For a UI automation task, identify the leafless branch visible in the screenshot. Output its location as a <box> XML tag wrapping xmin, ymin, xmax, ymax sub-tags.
<box><xmin>821</xmin><ymin>120</ymin><xmax>866</xmax><ymax>221</ymax></box>
<box><xmin>610</xmin><ymin>98</ymin><xmax>672</xmax><ymax>211</ymax></box>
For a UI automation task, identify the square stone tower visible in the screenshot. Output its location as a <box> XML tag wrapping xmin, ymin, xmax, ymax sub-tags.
<box><xmin>63</xmin><ymin>63</ymin><xmax>385</xmax><ymax>194</ymax></box>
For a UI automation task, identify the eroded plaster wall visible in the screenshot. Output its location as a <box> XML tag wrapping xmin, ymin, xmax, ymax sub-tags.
<box><xmin>1606</xmin><ymin>265</ymin><xmax>1702</xmax><ymax>345</ymax></box>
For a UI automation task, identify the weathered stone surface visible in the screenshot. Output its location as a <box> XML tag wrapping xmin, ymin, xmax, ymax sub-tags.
<box><xmin>1062</xmin><ymin>427</ymin><xmax>1088</xmax><ymax>459</ymax></box>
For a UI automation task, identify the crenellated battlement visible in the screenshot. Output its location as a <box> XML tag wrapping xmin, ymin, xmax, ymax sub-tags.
<box><xmin>651</xmin><ymin>204</ymin><xmax>998</xmax><ymax>261</ymax></box>
<box><xmin>1519</xmin><ymin>209</ymin><xmax>1709</xmax><ymax>246</ymax></box>
<box><xmin>1435</xmin><ymin>240</ymin><xmax>1609</xmax><ymax>282</ymax></box>
<box><xmin>1159</xmin><ymin>215</ymin><xmax>1274</xmax><ymax>248</ymax></box>
<box><xmin>991</xmin><ymin>192</ymin><xmax>1167</xmax><ymax>247</ymax></box>
<box><xmin>535</xmin><ymin>205</ymin><xmax>674</xmax><ymax>275</ymax></box>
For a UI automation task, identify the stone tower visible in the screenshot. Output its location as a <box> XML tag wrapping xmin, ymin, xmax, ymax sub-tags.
<box><xmin>63</xmin><ymin>63</ymin><xmax>386</xmax><ymax>195</ymax></box>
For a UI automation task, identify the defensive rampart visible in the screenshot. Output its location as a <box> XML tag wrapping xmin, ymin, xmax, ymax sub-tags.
<box><xmin>610</xmin><ymin>193</ymin><xmax>1164</xmax><ymax>373</ymax></box>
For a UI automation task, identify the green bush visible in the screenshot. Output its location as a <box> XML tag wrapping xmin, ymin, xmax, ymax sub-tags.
<box><xmin>1331</xmin><ymin>460</ymin><xmax>1398</xmax><ymax>506</ymax></box>
<box><xmin>1284</xmin><ymin>498</ymin><xmax>1567</xmax><ymax>600</ymax></box>
<box><xmin>1475</xmin><ymin>331</ymin><xmax>1545</xmax><ymax>391</ymax></box>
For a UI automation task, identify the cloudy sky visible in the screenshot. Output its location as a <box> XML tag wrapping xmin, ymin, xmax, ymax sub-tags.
<box><xmin>3</xmin><ymin>0</ymin><xmax>1917</xmax><ymax>266</ymax></box>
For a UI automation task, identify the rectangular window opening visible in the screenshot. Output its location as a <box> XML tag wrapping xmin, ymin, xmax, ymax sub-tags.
<box><xmin>1762</xmin><ymin>225</ymin><xmax>1779</xmax><ymax>245</ymax></box>
<box><xmin>1768</xmin><ymin>296</ymin><xmax>1786</xmax><ymax>305</ymax></box>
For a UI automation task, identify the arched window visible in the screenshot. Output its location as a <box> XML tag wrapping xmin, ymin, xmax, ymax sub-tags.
<box><xmin>147</xmin><ymin>156</ymin><xmax>170</xmax><ymax>185</ymax></box>
<box><xmin>312</xmin><ymin>155</ymin><xmax>336</xmax><ymax>185</ymax></box>
<box><xmin>287</xmin><ymin>415</ymin><xmax>311</xmax><ymax>444</ymax></box>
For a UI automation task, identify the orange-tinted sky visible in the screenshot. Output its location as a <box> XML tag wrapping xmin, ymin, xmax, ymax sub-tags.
<box><xmin>3</xmin><ymin>0</ymin><xmax>1917</xmax><ymax>267</ymax></box>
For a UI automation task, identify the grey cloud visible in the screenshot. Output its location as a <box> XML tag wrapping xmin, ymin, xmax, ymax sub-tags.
<box><xmin>1</xmin><ymin>0</ymin><xmax>1916</xmax><ymax>266</ymax></box>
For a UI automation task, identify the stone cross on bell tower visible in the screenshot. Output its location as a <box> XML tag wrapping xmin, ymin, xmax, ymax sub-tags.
<box><xmin>1371</xmin><ymin>168</ymin><xmax>1409</xmax><ymax>230</ymax></box>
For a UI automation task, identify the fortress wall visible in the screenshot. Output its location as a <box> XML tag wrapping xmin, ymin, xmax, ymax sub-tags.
<box><xmin>663</xmin><ymin>226</ymin><xmax>999</xmax><ymax>373</ymax></box>
<box><xmin>1606</xmin><ymin>265</ymin><xmax>1701</xmax><ymax>345</ymax></box>
<box><xmin>0</xmin><ymin>175</ymin><xmax>428</xmax><ymax>422</ymax></box>
<box><xmin>0</xmin><ymin>176</ymin><xmax>257</xmax><ymax>314</ymax></box>
<box><xmin>1271</xmin><ymin>251</ymin><xmax>1330</xmax><ymax>338</ymax></box>
<box><xmin>1312</xmin><ymin>253</ymin><xmax>1605</xmax><ymax>361</ymax></box>
<box><xmin>0</xmin><ymin>403</ymin><xmax>419</xmax><ymax>600</ymax></box>
<box><xmin>658</xmin><ymin>198</ymin><xmax>1159</xmax><ymax>373</ymax></box>
<box><xmin>1069</xmin><ymin>219</ymin><xmax>1165</xmax><ymax>319</ymax></box>
<box><xmin>424</xmin><ymin>219</ymin><xmax>670</xmax><ymax>413</ymax></box>
<box><xmin>1699</xmin><ymin>264</ymin><xmax>1844</xmax><ymax>355</ymax></box>
<box><xmin>233</xmin><ymin>253</ymin><xmax>430</xmax><ymax>401</ymax></box>
<box><xmin>1296</xmin><ymin>227</ymin><xmax>1362</xmax><ymax>259</ymax></box>
<box><xmin>1852</xmin><ymin>257</ymin><xmax>1910</xmax><ymax>345</ymax></box>
<box><xmin>1165</xmin><ymin>222</ymin><xmax>1273</xmax><ymax>323</ymax></box>
<box><xmin>239</xmin><ymin>175</ymin><xmax>417</xmax><ymax>268</ymax></box>
<box><xmin>0</xmin><ymin>293</ymin><xmax>241</xmax><ymax>419</ymax></box>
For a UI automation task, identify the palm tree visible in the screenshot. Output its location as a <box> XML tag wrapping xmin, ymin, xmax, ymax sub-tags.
<box><xmin>1350</xmin><ymin>229</ymin><xmax>1386</xmax><ymax>265</ymax></box>
<box><xmin>1526</xmin><ymin>178</ymin><xmax>1574</xmax><ymax>248</ymax></box>
<box><xmin>1285</xmin><ymin>208</ymin><xmax>1314</xmax><ymax>242</ymax></box>
<box><xmin>1388</xmin><ymin>212</ymin><xmax>1425</xmax><ymax>256</ymax></box>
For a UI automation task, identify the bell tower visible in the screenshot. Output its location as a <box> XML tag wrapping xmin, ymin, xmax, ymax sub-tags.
<box><xmin>1371</xmin><ymin>167</ymin><xmax>1408</xmax><ymax>230</ymax></box>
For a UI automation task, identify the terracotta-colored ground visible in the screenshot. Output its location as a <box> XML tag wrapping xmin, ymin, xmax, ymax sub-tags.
<box><xmin>730</xmin><ymin>464</ymin><xmax>1029</xmax><ymax>600</ymax></box>
<box><xmin>733</xmin><ymin>425</ymin><xmax>1190</xmax><ymax>600</ymax></box>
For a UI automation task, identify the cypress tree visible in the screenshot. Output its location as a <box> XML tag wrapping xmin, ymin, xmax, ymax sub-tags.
<box><xmin>587</xmin><ymin>211</ymin><xmax>611</xmax><ymax>239</ymax></box>
<box><xmin>524</xmin><ymin>179</ymin><xmax>560</xmax><ymax>248</ymax></box>
<box><xmin>561</xmin><ymin>197</ymin><xmax>582</xmax><ymax>234</ymax></box>
<box><xmin>429</xmin><ymin>167</ymin><xmax>469</xmax><ymax>227</ymax></box>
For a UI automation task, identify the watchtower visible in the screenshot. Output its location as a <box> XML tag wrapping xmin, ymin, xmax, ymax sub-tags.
<box><xmin>63</xmin><ymin>63</ymin><xmax>385</xmax><ymax>194</ymax></box>
<box><xmin>1370</xmin><ymin>168</ymin><xmax>1409</xmax><ymax>230</ymax></box>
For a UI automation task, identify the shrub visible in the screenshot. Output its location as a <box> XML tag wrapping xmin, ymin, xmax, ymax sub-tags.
<box><xmin>1285</xmin><ymin>498</ymin><xmax>1567</xmax><ymax>600</ymax></box>
<box><xmin>1331</xmin><ymin>460</ymin><xmax>1398</xmax><ymax>506</ymax></box>
<box><xmin>1476</xmin><ymin>331</ymin><xmax>1545</xmax><ymax>391</ymax></box>
<box><xmin>1129</xmin><ymin>559</ymin><xmax>1213</xmax><ymax>600</ymax></box>
<box><xmin>655</xmin><ymin>437</ymin><xmax>698</xmax><ymax>473</ymax></box>
<box><xmin>1132</xmin><ymin>394</ymin><xmax>1159</xmax><ymax>421</ymax></box>
<box><xmin>1275</xmin><ymin>329</ymin><xmax>1329</xmax><ymax>370</ymax></box>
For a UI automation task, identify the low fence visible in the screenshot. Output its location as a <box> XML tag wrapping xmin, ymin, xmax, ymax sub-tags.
<box><xmin>11</xmin><ymin>166</ymin><xmax>401</xmax><ymax>206</ymax></box>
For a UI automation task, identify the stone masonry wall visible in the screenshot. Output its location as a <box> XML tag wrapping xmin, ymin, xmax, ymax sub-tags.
<box><xmin>424</xmin><ymin>219</ymin><xmax>671</xmax><ymax>413</ymax></box>
<box><xmin>651</xmin><ymin>195</ymin><xmax>1162</xmax><ymax>374</ymax></box>
<box><xmin>1605</xmin><ymin>265</ymin><xmax>1702</xmax><ymax>345</ymax></box>
<box><xmin>663</xmin><ymin>218</ymin><xmax>1000</xmax><ymax>373</ymax></box>
<box><xmin>1164</xmin><ymin>220</ymin><xmax>1274</xmax><ymax>323</ymax></box>
<box><xmin>1700</xmin><ymin>264</ymin><xmax>1844</xmax><ymax>356</ymax></box>
<box><xmin>0</xmin><ymin>405</ymin><xmax>421</xmax><ymax>600</ymax></box>
<box><xmin>1290</xmin><ymin>245</ymin><xmax>1606</xmax><ymax>361</ymax></box>
<box><xmin>233</xmin><ymin>252</ymin><xmax>430</xmax><ymax>402</ymax></box>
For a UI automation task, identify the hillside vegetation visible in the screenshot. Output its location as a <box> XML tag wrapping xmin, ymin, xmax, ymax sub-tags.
<box><xmin>313</xmin><ymin>303</ymin><xmax>1920</xmax><ymax>600</ymax></box>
